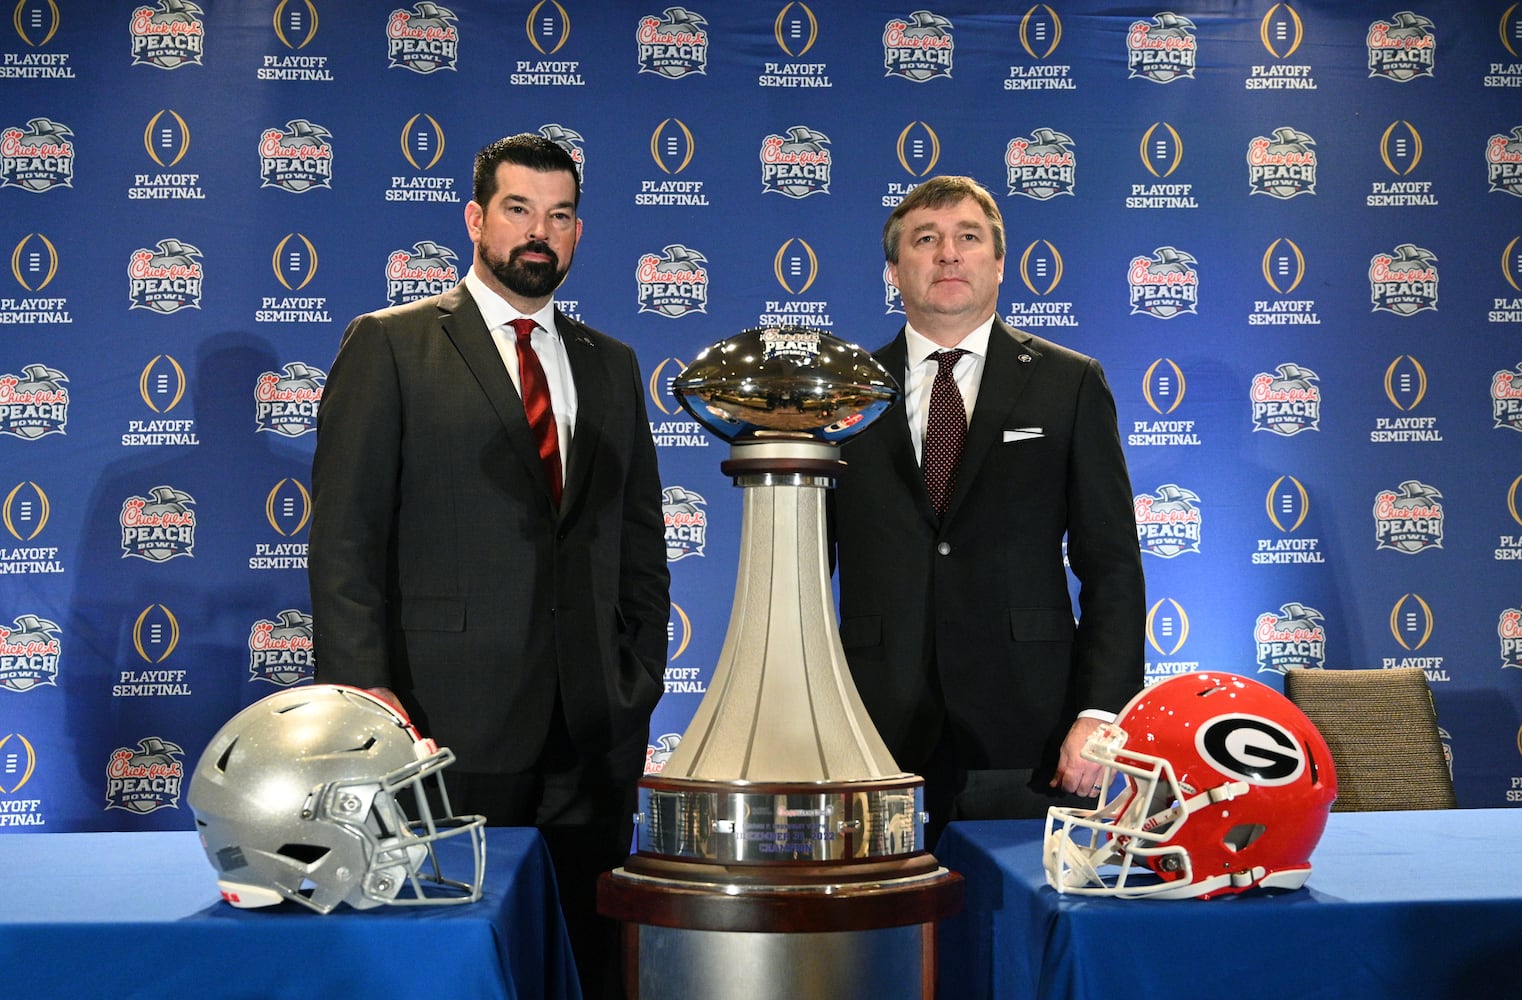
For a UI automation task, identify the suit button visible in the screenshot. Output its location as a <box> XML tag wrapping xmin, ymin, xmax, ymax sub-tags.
<box><xmin>936</xmin><ymin>542</ymin><xmax>951</xmax><ymax>556</ymax></box>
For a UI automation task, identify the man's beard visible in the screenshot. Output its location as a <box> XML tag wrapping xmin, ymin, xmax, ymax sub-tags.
<box><xmin>484</xmin><ymin>239</ymin><xmax>569</xmax><ymax>299</ymax></box>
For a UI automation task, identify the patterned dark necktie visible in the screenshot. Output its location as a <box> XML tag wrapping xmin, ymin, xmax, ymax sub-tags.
<box><xmin>923</xmin><ymin>348</ymin><xmax>969</xmax><ymax>520</ymax></box>
<box><xmin>510</xmin><ymin>318</ymin><xmax>562</xmax><ymax>506</ymax></box>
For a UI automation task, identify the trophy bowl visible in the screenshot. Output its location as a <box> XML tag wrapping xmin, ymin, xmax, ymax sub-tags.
<box><xmin>672</xmin><ymin>327</ymin><xmax>899</xmax><ymax>443</ymax></box>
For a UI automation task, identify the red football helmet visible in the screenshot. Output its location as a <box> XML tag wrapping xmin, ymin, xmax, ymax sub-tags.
<box><xmin>1045</xmin><ymin>671</ymin><xmax>1338</xmax><ymax>899</ymax></box>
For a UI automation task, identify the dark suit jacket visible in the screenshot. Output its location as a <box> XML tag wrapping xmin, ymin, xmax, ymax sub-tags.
<box><xmin>833</xmin><ymin>319</ymin><xmax>1144</xmax><ymax>772</ymax></box>
<box><xmin>308</xmin><ymin>283</ymin><xmax>669</xmax><ymax>773</ymax></box>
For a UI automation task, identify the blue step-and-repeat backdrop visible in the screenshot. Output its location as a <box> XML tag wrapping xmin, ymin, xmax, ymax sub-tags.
<box><xmin>3</xmin><ymin>1</ymin><xmax>1520</xmax><ymax>831</ymax></box>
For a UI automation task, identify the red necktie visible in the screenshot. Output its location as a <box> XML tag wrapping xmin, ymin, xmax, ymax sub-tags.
<box><xmin>510</xmin><ymin>318</ymin><xmax>562</xmax><ymax>506</ymax></box>
<box><xmin>923</xmin><ymin>348</ymin><xmax>968</xmax><ymax>520</ymax></box>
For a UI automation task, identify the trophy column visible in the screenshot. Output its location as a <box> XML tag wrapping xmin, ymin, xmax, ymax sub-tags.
<box><xmin>598</xmin><ymin>328</ymin><xmax>962</xmax><ymax>999</ymax></box>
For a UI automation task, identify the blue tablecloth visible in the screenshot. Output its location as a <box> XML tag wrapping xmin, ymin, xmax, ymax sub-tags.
<box><xmin>0</xmin><ymin>827</ymin><xmax>579</xmax><ymax>1000</ymax></box>
<box><xmin>934</xmin><ymin>808</ymin><xmax>1522</xmax><ymax>1000</ymax></box>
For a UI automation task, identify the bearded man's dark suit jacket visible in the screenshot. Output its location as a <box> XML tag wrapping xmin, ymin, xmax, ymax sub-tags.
<box><xmin>833</xmin><ymin>319</ymin><xmax>1144</xmax><ymax>780</ymax></box>
<box><xmin>308</xmin><ymin>283</ymin><xmax>670</xmax><ymax>774</ymax></box>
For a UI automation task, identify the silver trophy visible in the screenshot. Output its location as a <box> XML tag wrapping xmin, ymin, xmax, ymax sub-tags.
<box><xmin>599</xmin><ymin>327</ymin><xmax>962</xmax><ymax>999</ymax></box>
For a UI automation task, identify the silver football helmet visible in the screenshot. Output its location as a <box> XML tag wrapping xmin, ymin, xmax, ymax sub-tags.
<box><xmin>188</xmin><ymin>684</ymin><xmax>486</xmax><ymax>913</ymax></box>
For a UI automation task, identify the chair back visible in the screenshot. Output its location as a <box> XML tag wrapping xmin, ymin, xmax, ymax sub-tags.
<box><xmin>1282</xmin><ymin>667</ymin><xmax>1456</xmax><ymax>811</ymax></box>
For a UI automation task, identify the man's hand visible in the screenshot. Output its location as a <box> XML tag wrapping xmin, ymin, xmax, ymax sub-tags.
<box><xmin>1050</xmin><ymin>716</ymin><xmax>1108</xmax><ymax>797</ymax></box>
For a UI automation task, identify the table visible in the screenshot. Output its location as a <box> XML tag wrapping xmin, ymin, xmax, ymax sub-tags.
<box><xmin>0</xmin><ymin>827</ymin><xmax>579</xmax><ymax>1000</ymax></box>
<box><xmin>934</xmin><ymin>809</ymin><xmax>1522</xmax><ymax>1000</ymax></box>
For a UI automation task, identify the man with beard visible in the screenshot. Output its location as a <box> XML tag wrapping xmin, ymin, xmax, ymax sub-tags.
<box><xmin>309</xmin><ymin>133</ymin><xmax>668</xmax><ymax>999</ymax></box>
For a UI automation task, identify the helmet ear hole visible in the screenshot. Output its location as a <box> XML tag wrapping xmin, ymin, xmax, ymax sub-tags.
<box><xmin>1223</xmin><ymin>822</ymin><xmax>1266</xmax><ymax>852</ymax></box>
<box><xmin>278</xmin><ymin>843</ymin><xmax>331</xmax><ymax>865</ymax></box>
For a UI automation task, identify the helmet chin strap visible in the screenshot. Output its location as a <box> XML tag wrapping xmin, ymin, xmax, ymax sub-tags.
<box><xmin>1146</xmin><ymin>866</ymin><xmax>1269</xmax><ymax>900</ymax></box>
<box><xmin>1046</xmin><ymin>778</ymin><xmax>1256</xmax><ymax>896</ymax></box>
<box><xmin>1154</xmin><ymin>778</ymin><xmax>1250</xmax><ymax>828</ymax></box>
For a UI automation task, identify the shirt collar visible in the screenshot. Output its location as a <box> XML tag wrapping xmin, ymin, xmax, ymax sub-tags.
<box><xmin>903</xmin><ymin>313</ymin><xmax>995</xmax><ymax>368</ymax></box>
<box><xmin>462</xmin><ymin>268</ymin><xmax>559</xmax><ymax>339</ymax></box>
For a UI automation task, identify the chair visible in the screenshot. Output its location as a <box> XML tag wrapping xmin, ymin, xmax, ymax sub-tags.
<box><xmin>1282</xmin><ymin>667</ymin><xmax>1456</xmax><ymax>811</ymax></box>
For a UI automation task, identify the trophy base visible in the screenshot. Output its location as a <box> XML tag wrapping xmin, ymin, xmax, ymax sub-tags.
<box><xmin>623</xmin><ymin>918</ymin><xmax>936</xmax><ymax>999</ymax></box>
<box><xmin>600</xmin><ymin>776</ymin><xmax>964</xmax><ymax>999</ymax></box>
<box><xmin>598</xmin><ymin>862</ymin><xmax>963</xmax><ymax>1000</ymax></box>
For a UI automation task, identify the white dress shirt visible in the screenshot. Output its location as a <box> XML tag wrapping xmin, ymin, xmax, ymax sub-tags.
<box><xmin>462</xmin><ymin>268</ymin><xmax>577</xmax><ymax>470</ymax></box>
<box><xmin>901</xmin><ymin>315</ymin><xmax>994</xmax><ymax>465</ymax></box>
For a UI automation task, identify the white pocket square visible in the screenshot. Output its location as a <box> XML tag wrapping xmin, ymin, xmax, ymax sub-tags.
<box><xmin>1003</xmin><ymin>427</ymin><xmax>1044</xmax><ymax>442</ymax></box>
